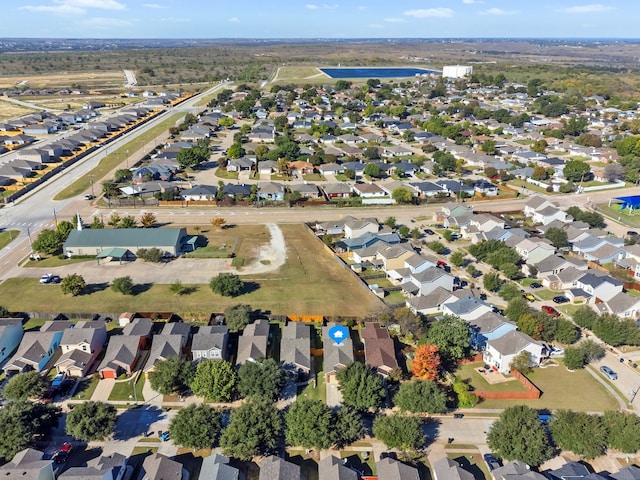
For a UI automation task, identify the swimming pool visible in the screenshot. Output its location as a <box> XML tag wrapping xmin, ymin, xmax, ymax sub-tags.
<box><xmin>321</xmin><ymin>67</ymin><xmax>440</xmax><ymax>78</ymax></box>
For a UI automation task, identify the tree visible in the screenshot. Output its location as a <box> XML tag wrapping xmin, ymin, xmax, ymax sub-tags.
<box><xmin>210</xmin><ymin>217</ymin><xmax>226</xmax><ymax>230</ymax></box>
<box><xmin>393</xmin><ymin>380</ymin><xmax>447</xmax><ymax>414</ymax></box>
<box><xmin>466</xmin><ymin>264</ymin><xmax>480</xmax><ymax>277</ymax></box>
<box><xmin>169</xmin><ymin>280</ymin><xmax>187</xmax><ymax>296</ymax></box>
<box><xmin>3</xmin><ymin>371</ymin><xmax>47</xmax><ymax>401</ymax></box>
<box><xmin>531</xmin><ymin>166</ymin><xmax>549</xmax><ymax>181</ymax></box>
<box><xmin>484</xmin><ymin>166</ymin><xmax>498</xmax><ymax>179</ymax></box>
<box><xmin>364</xmin><ymin>162</ymin><xmax>381</xmax><ymax>178</ymax></box>
<box><xmin>531</xmin><ymin>139</ymin><xmax>548</xmax><ymax>153</ymax></box>
<box><xmin>148</xmin><ymin>356</ymin><xmax>195</xmax><ymax>395</ymax></box>
<box><xmin>453</xmin><ymin>380</ymin><xmax>479</xmax><ymax>407</ymax></box>
<box><xmin>140</xmin><ymin>212</ymin><xmax>157</xmax><ymax>228</ymax></box>
<box><xmin>563</xmin><ymin>160</ymin><xmax>591</xmax><ymax>183</ymax></box>
<box><xmin>603</xmin><ymin>163</ymin><xmax>624</xmax><ymax>182</ymax></box>
<box><xmin>91</xmin><ymin>216</ymin><xmax>104</xmax><ymax>229</ymax></box>
<box><xmin>66</xmin><ymin>401</ymin><xmax>117</xmax><ymax>442</ymax></box>
<box><xmin>219</xmin><ymin>116</ymin><xmax>234</xmax><ymax>128</ymax></box>
<box><xmin>487</xmin><ymin>405</ymin><xmax>554</xmax><ymax>467</ymax></box>
<box><xmin>0</xmin><ymin>401</ymin><xmax>60</xmax><ymax>462</ymax></box>
<box><xmin>119</xmin><ymin>216</ymin><xmax>137</xmax><ymax>228</ymax></box>
<box><xmin>398</xmin><ymin>225</ymin><xmax>410</xmax><ymax>238</ymax></box>
<box><xmin>227</xmin><ymin>143</ymin><xmax>245</xmax><ymax>159</ymax></box>
<box><xmin>425</xmin><ymin>315</ymin><xmax>471</xmax><ymax>365</ymax></box>
<box><xmin>480</xmin><ymin>140</ymin><xmax>497</xmax><ymax>155</ymax></box>
<box><xmin>483</xmin><ymin>272</ymin><xmax>502</xmax><ymax>292</ymax></box>
<box><xmin>220</xmin><ymin>397</ymin><xmax>282</xmax><ymax>460</ymax></box>
<box><xmin>499</xmin><ymin>282</ymin><xmax>522</xmax><ymax>301</ymax></box>
<box><xmin>209</xmin><ymin>273</ymin><xmax>244</xmax><ymax>297</ymax></box>
<box><xmin>238</xmin><ymin>358</ymin><xmax>286</xmax><ymax>401</ymax></box>
<box><xmin>393</xmin><ymin>307</ymin><xmax>421</xmax><ymax>336</ymax></box>
<box><xmin>32</xmin><ymin>228</ymin><xmax>63</xmax><ymax>255</ymax></box>
<box><xmin>336</xmin><ymin>362</ymin><xmax>386</xmax><ymax>411</ymax></box>
<box><xmin>510</xmin><ymin>351</ymin><xmax>533</xmax><ymax>374</ymax></box>
<box><xmin>549</xmin><ymin>410</ymin><xmax>607</xmax><ymax>459</ymax></box>
<box><xmin>177</xmin><ymin>146</ymin><xmax>209</xmax><ymax>170</ymax></box>
<box><xmin>373</xmin><ymin>414</ymin><xmax>423</xmax><ymax>452</ymax></box>
<box><xmin>411</xmin><ymin>344</ymin><xmax>441</xmax><ymax>380</ymax></box>
<box><xmin>555</xmin><ymin>318</ymin><xmax>579</xmax><ymax>344</ymax></box>
<box><xmin>111</xmin><ymin>276</ymin><xmax>134</xmax><ymax>295</ymax></box>
<box><xmin>285</xmin><ymin>399</ymin><xmax>335</xmax><ymax>449</ymax></box>
<box><xmin>137</xmin><ymin>247</ymin><xmax>163</xmax><ymax>263</ymax></box>
<box><xmin>190</xmin><ymin>360</ymin><xmax>237</xmax><ymax>402</ymax></box>
<box><xmin>505</xmin><ymin>297</ymin><xmax>532</xmax><ymax>323</ymax></box>
<box><xmin>392</xmin><ymin>187</ymin><xmax>413</xmax><ymax>204</ymax></box>
<box><xmin>334</xmin><ymin>406</ymin><xmax>365</xmax><ymax>447</ymax></box>
<box><xmin>428</xmin><ymin>241</ymin><xmax>446</xmax><ymax>254</ymax></box>
<box><xmin>224</xmin><ymin>304</ymin><xmax>252</xmax><ymax>332</ymax></box>
<box><xmin>61</xmin><ymin>273</ymin><xmax>86</xmax><ymax>296</ymax></box>
<box><xmin>545</xmin><ymin>227</ymin><xmax>569</xmax><ymax>248</ymax></box>
<box><xmin>169</xmin><ymin>404</ymin><xmax>221</xmax><ymax>450</ymax></box>
<box><xmin>572</xmin><ymin>305</ymin><xmax>598</xmax><ymax>329</ymax></box>
<box><xmin>363</xmin><ymin>146</ymin><xmax>380</xmax><ymax>160</ymax></box>
<box><xmin>602</xmin><ymin>411</ymin><xmax>640</xmax><ymax>454</ymax></box>
<box><xmin>563</xmin><ymin>346</ymin><xmax>586</xmax><ymax>370</ymax></box>
<box><xmin>450</xmin><ymin>250</ymin><xmax>466</xmax><ymax>267</ymax></box>
<box><xmin>383</xmin><ymin>216</ymin><xmax>397</xmax><ymax>228</ymax></box>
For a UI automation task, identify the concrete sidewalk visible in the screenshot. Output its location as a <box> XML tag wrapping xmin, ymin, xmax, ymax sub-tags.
<box><xmin>90</xmin><ymin>378</ymin><xmax>115</xmax><ymax>402</ymax></box>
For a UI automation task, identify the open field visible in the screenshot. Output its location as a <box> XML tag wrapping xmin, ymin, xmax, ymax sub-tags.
<box><xmin>0</xmin><ymin>224</ymin><xmax>381</xmax><ymax>317</ymax></box>
<box><xmin>272</xmin><ymin>66</ymin><xmax>326</xmax><ymax>83</ymax></box>
<box><xmin>0</xmin><ymin>99</ymin><xmax>37</xmax><ymax>121</ymax></box>
<box><xmin>597</xmin><ymin>204</ymin><xmax>640</xmax><ymax>228</ymax></box>
<box><xmin>24</xmin><ymin>94</ymin><xmax>143</xmax><ymax>112</ymax></box>
<box><xmin>0</xmin><ymin>71</ymin><xmax>124</xmax><ymax>89</ymax></box>
<box><xmin>184</xmin><ymin>224</ymin><xmax>270</xmax><ymax>266</ymax></box>
<box><xmin>54</xmin><ymin>111</ymin><xmax>185</xmax><ymax>200</ymax></box>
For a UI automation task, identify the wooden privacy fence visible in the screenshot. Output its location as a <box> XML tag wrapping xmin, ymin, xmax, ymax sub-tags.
<box><xmin>474</xmin><ymin>368</ymin><xmax>541</xmax><ymax>400</ymax></box>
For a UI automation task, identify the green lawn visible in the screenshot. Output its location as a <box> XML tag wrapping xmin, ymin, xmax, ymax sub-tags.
<box><xmin>457</xmin><ymin>363</ymin><xmax>528</xmax><ymax>394</ymax></box>
<box><xmin>24</xmin><ymin>255</ymin><xmax>95</xmax><ymax>268</ymax></box>
<box><xmin>72</xmin><ymin>375</ymin><xmax>100</xmax><ymax>400</ymax></box>
<box><xmin>534</xmin><ymin>289</ymin><xmax>561</xmax><ymax>301</ymax></box>
<box><xmin>0</xmin><ymin>225</ymin><xmax>381</xmax><ymax>318</ymax></box>
<box><xmin>55</xmin><ymin>112</ymin><xmax>186</xmax><ymax>200</ymax></box>
<box><xmin>448</xmin><ymin>453</ymin><xmax>490</xmax><ymax>480</ymax></box>
<box><xmin>182</xmin><ymin>246</ymin><xmax>232</xmax><ymax>259</ymax></box>
<box><xmin>108</xmin><ymin>374</ymin><xmax>145</xmax><ymax>402</ymax></box>
<box><xmin>384</xmin><ymin>290</ymin><xmax>406</xmax><ymax>305</ymax></box>
<box><xmin>0</xmin><ymin>230</ymin><xmax>19</xmax><ymax>250</ymax></box>
<box><xmin>302</xmin><ymin>173</ymin><xmax>326</xmax><ymax>181</ymax></box>
<box><xmin>509</xmin><ymin>179</ymin><xmax>551</xmax><ymax>195</ymax></box>
<box><xmin>215</xmin><ymin>169</ymin><xmax>239</xmax><ymax>179</ymax></box>
<box><xmin>297</xmin><ymin>370</ymin><xmax>326</xmax><ymax>403</ymax></box>
<box><xmin>598</xmin><ymin>204</ymin><xmax>640</xmax><ymax>228</ymax></box>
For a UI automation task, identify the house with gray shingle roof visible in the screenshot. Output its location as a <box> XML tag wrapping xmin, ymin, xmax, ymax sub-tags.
<box><xmin>3</xmin><ymin>321</ymin><xmax>70</xmax><ymax>375</ymax></box>
<box><xmin>318</xmin><ymin>455</ymin><xmax>357</xmax><ymax>480</ymax></box>
<box><xmin>280</xmin><ymin>322</ymin><xmax>312</xmax><ymax>379</ymax></box>
<box><xmin>97</xmin><ymin>335</ymin><xmax>142</xmax><ymax>379</ymax></box>
<box><xmin>236</xmin><ymin>319</ymin><xmax>270</xmax><ymax>366</ymax></box>
<box><xmin>192</xmin><ymin>326</ymin><xmax>229</xmax><ymax>361</ymax></box>
<box><xmin>258</xmin><ymin>456</ymin><xmax>301</xmax><ymax>480</ymax></box>
<box><xmin>432</xmin><ymin>457</ymin><xmax>474</xmax><ymax>480</ymax></box>
<box><xmin>0</xmin><ymin>449</ymin><xmax>54</xmax><ymax>480</ymax></box>
<box><xmin>144</xmin><ymin>335</ymin><xmax>185</xmax><ymax>374</ymax></box>
<box><xmin>60</xmin><ymin>452</ymin><xmax>128</xmax><ymax>480</ymax></box>
<box><xmin>55</xmin><ymin>321</ymin><xmax>107</xmax><ymax>377</ymax></box>
<box><xmin>468</xmin><ymin>311</ymin><xmax>517</xmax><ymax>350</ymax></box>
<box><xmin>198</xmin><ymin>454</ymin><xmax>239</xmax><ymax>480</ymax></box>
<box><xmin>142</xmin><ymin>453</ymin><xmax>186</xmax><ymax>480</ymax></box>
<box><xmin>484</xmin><ymin>330</ymin><xmax>544</xmax><ymax>374</ymax></box>
<box><xmin>376</xmin><ymin>457</ymin><xmax>419</xmax><ymax>480</ymax></box>
<box><xmin>442</xmin><ymin>296</ymin><xmax>494</xmax><ymax>321</ymax></box>
<box><xmin>402</xmin><ymin>266</ymin><xmax>455</xmax><ymax>297</ymax></box>
<box><xmin>323</xmin><ymin>322</ymin><xmax>354</xmax><ymax>383</ymax></box>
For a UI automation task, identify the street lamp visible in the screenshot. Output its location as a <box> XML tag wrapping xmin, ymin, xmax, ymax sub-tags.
<box><xmin>129</xmin><ymin>379</ymin><xmax>138</xmax><ymax>404</ymax></box>
<box><xmin>89</xmin><ymin>175</ymin><xmax>95</xmax><ymax>198</ymax></box>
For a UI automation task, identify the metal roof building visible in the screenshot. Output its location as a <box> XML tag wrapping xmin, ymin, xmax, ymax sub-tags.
<box><xmin>63</xmin><ymin>227</ymin><xmax>187</xmax><ymax>257</ymax></box>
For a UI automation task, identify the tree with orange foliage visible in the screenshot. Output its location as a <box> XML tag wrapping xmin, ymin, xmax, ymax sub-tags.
<box><xmin>411</xmin><ymin>344</ymin><xmax>441</xmax><ymax>380</ymax></box>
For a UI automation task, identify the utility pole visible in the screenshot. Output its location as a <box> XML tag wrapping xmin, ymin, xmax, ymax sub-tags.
<box><xmin>88</xmin><ymin>175</ymin><xmax>95</xmax><ymax>198</ymax></box>
<box><xmin>53</xmin><ymin>208</ymin><xmax>58</xmax><ymax>225</ymax></box>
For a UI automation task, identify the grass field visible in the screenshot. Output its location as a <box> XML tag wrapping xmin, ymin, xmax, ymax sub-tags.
<box><xmin>71</xmin><ymin>375</ymin><xmax>100</xmax><ymax>400</ymax></box>
<box><xmin>0</xmin><ymin>230</ymin><xmax>19</xmax><ymax>250</ymax></box>
<box><xmin>462</xmin><ymin>363</ymin><xmax>619</xmax><ymax>411</ymax></box>
<box><xmin>109</xmin><ymin>374</ymin><xmax>146</xmax><ymax>402</ymax></box>
<box><xmin>0</xmin><ymin>224</ymin><xmax>382</xmax><ymax>317</ymax></box>
<box><xmin>0</xmin><ymin>99</ymin><xmax>37</xmax><ymax>121</ymax></box>
<box><xmin>272</xmin><ymin>66</ymin><xmax>327</xmax><ymax>83</ymax></box>
<box><xmin>598</xmin><ymin>204</ymin><xmax>640</xmax><ymax>228</ymax></box>
<box><xmin>54</xmin><ymin>111</ymin><xmax>185</xmax><ymax>200</ymax></box>
<box><xmin>0</xmin><ymin>71</ymin><xmax>124</xmax><ymax>89</ymax></box>
<box><xmin>183</xmin><ymin>224</ymin><xmax>269</xmax><ymax>265</ymax></box>
<box><xmin>25</xmin><ymin>95</ymin><xmax>142</xmax><ymax>111</ymax></box>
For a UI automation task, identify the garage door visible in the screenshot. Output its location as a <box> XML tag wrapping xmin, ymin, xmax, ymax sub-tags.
<box><xmin>101</xmin><ymin>370</ymin><xmax>116</xmax><ymax>379</ymax></box>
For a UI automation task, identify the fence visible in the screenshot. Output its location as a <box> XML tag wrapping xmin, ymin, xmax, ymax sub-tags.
<box><xmin>474</xmin><ymin>368</ymin><xmax>541</xmax><ymax>400</ymax></box>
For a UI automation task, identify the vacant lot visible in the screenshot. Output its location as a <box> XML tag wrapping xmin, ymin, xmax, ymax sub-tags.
<box><xmin>184</xmin><ymin>224</ymin><xmax>270</xmax><ymax>266</ymax></box>
<box><xmin>0</xmin><ymin>224</ymin><xmax>381</xmax><ymax>318</ymax></box>
<box><xmin>0</xmin><ymin>99</ymin><xmax>37</xmax><ymax>121</ymax></box>
<box><xmin>0</xmin><ymin>71</ymin><xmax>124</xmax><ymax>89</ymax></box>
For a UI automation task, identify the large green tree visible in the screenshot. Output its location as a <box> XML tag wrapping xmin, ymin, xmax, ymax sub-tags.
<box><xmin>3</xmin><ymin>371</ymin><xmax>48</xmax><ymax>401</ymax></box>
<box><xmin>336</xmin><ymin>362</ymin><xmax>386</xmax><ymax>411</ymax></box>
<box><xmin>483</xmin><ymin>272</ymin><xmax>503</xmax><ymax>292</ymax></box>
<box><xmin>169</xmin><ymin>404</ymin><xmax>221</xmax><ymax>450</ymax></box>
<box><xmin>545</xmin><ymin>227</ymin><xmax>569</xmax><ymax>249</ymax></box>
<box><xmin>111</xmin><ymin>276</ymin><xmax>134</xmax><ymax>295</ymax></box>
<box><xmin>563</xmin><ymin>160</ymin><xmax>591</xmax><ymax>183</ymax></box>
<box><xmin>219</xmin><ymin>397</ymin><xmax>281</xmax><ymax>460</ymax></box>
<box><xmin>61</xmin><ymin>273</ymin><xmax>86</xmax><ymax>296</ymax></box>
<box><xmin>334</xmin><ymin>407</ymin><xmax>365</xmax><ymax>447</ymax></box>
<box><xmin>373</xmin><ymin>414</ymin><xmax>424</xmax><ymax>452</ymax></box>
<box><xmin>148</xmin><ymin>356</ymin><xmax>195</xmax><ymax>395</ymax></box>
<box><xmin>177</xmin><ymin>146</ymin><xmax>209</xmax><ymax>170</ymax></box>
<box><xmin>237</xmin><ymin>357</ymin><xmax>286</xmax><ymax>401</ymax></box>
<box><xmin>393</xmin><ymin>380</ymin><xmax>447</xmax><ymax>414</ymax></box>
<box><xmin>223</xmin><ymin>304</ymin><xmax>252</xmax><ymax>332</ymax></box>
<box><xmin>392</xmin><ymin>187</ymin><xmax>413</xmax><ymax>204</ymax></box>
<box><xmin>285</xmin><ymin>399</ymin><xmax>335</xmax><ymax>449</ymax></box>
<box><xmin>487</xmin><ymin>405</ymin><xmax>554</xmax><ymax>467</ymax></box>
<box><xmin>190</xmin><ymin>360</ymin><xmax>237</xmax><ymax>402</ymax></box>
<box><xmin>209</xmin><ymin>273</ymin><xmax>245</xmax><ymax>297</ymax></box>
<box><xmin>32</xmin><ymin>228</ymin><xmax>64</xmax><ymax>255</ymax></box>
<box><xmin>0</xmin><ymin>401</ymin><xmax>60</xmax><ymax>462</ymax></box>
<box><xmin>65</xmin><ymin>401</ymin><xmax>117</xmax><ymax>442</ymax></box>
<box><xmin>425</xmin><ymin>315</ymin><xmax>471</xmax><ymax>365</ymax></box>
<box><xmin>549</xmin><ymin>410</ymin><xmax>608</xmax><ymax>459</ymax></box>
<box><xmin>602</xmin><ymin>411</ymin><xmax>640</xmax><ymax>454</ymax></box>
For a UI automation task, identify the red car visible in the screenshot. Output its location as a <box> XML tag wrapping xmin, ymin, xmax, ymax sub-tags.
<box><xmin>54</xmin><ymin>443</ymin><xmax>73</xmax><ymax>464</ymax></box>
<box><xmin>542</xmin><ymin>305</ymin><xmax>560</xmax><ymax>317</ymax></box>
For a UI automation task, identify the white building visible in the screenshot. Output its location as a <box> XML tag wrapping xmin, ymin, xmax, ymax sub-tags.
<box><xmin>443</xmin><ymin>65</ymin><xmax>473</xmax><ymax>79</ymax></box>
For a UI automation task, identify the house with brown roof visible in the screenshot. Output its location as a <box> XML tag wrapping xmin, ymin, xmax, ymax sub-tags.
<box><xmin>361</xmin><ymin>323</ymin><xmax>398</xmax><ymax>377</ymax></box>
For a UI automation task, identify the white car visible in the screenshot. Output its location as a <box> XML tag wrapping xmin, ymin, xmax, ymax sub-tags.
<box><xmin>39</xmin><ymin>274</ymin><xmax>53</xmax><ymax>284</ymax></box>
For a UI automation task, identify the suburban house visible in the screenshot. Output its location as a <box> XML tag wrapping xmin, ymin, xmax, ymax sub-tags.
<box><xmin>376</xmin><ymin>457</ymin><xmax>420</xmax><ymax>480</ymax></box>
<box><xmin>432</xmin><ymin>457</ymin><xmax>474</xmax><ymax>480</ymax></box>
<box><xmin>361</xmin><ymin>322</ymin><xmax>398</xmax><ymax>377</ymax></box>
<box><xmin>280</xmin><ymin>322</ymin><xmax>312</xmax><ymax>379</ymax></box>
<box><xmin>484</xmin><ymin>330</ymin><xmax>544</xmax><ymax>374</ymax></box>
<box><xmin>376</xmin><ymin>244</ymin><xmax>416</xmax><ymax>272</ymax></box>
<box><xmin>192</xmin><ymin>326</ymin><xmax>229</xmax><ymax>361</ymax></box>
<box><xmin>97</xmin><ymin>335</ymin><xmax>143</xmax><ymax>379</ymax></box>
<box><xmin>198</xmin><ymin>454</ymin><xmax>239</xmax><ymax>480</ymax></box>
<box><xmin>596</xmin><ymin>292</ymin><xmax>640</xmax><ymax>319</ymax></box>
<box><xmin>468</xmin><ymin>312</ymin><xmax>517</xmax><ymax>350</ymax></box>
<box><xmin>405</xmin><ymin>287</ymin><xmax>461</xmax><ymax>315</ymax></box>
<box><xmin>64</xmin><ymin>228</ymin><xmax>188</xmax><ymax>258</ymax></box>
<box><xmin>144</xmin><ymin>329</ymin><xmax>189</xmax><ymax>375</ymax></box>
<box><xmin>513</xmin><ymin>238</ymin><xmax>556</xmax><ymax>265</ymax></box>
<box><xmin>123</xmin><ymin>318</ymin><xmax>153</xmax><ymax>350</ymax></box>
<box><xmin>531</xmin><ymin>206</ymin><xmax>574</xmax><ymax>225</ymax></box>
<box><xmin>142</xmin><ymin>453</ymin><xmax>187</xmax><ymax>480</ymax></box>
<box><xmin>236</xmin><ymin>319</ymin><xmax>270</xmax><ymax>366</ymax></box>
<box><xmin>318</xmin><ymin>455</ymin><xmax>357</xmax><ymax>480</ymax></box>
<box><xmin>545</xmin><ymin>461</ymin><xmax>595</xmax><ymax>480</ymax></box>
<box><xmin>323</xmin><ymin>322</ymin><xmax>354</xmax><ymax>383</ymax></box>
<box><xmin>258</xmin><ymin>456</ymin><xmax>301</xmax><ymax>480</ymax></box>
<box><xmin>524</xmin><ymin>195</ymin><xmax>557</xmax><ymax>218</ymax></box>
<box><xmin>258</xmin><ymin>182</ymin><xmax>285</xmax><ymax>201</ymax></box>
<box><xmin>181</xmin><ymin>184</ymin><xmax>218</xmax><ymax>201</ymax></box>
<box><xmin>0</xmin><ymin>318</ymin><xmax>24</xmax><ymax>367</ymax></box>
<box><xmin>351</xmin><ymin>182</ymin><xmax>388</xmax><ymax>199</ymax></box>
<box><xmin>60</xmin><ymin>452</ymin><xmax>128</xmax><ymax>480</ymax></box>
<box><xmin>402</xmin><ymin>266</ymin><xmax>455</xmax><ymax>297</ymax></box>
<box><xmin>3</xmin><ymin>321</ymin><xmax>71</xmax><ymax>375</ymax></box>
<box><xmin>492</xmin><ymin>460</ymin><xmax>546</xmax><ymax>480</ymax></box>
<box><xmin>54</xmin><ymin>321</ymin><xmax>107</xmax><ymax>377</ymax></box>
<box><xmin>321</xmin><ymin>183</ymin><xmax>352</xmax><ymax>199</ymax></box>
<box><xmin>0</xmin><ymin>449</ymin><xmax>54</xmax><ymax>480</ymax></box>
<box><xmin>442</xmin><ymin>296</ymin><xmax>494</xmax><ymax>322</ymax></box>
<box><xmin>343</xmin><ymin>217</ymin><xmax>379</xmax><ymax>239</ymax></box>
<box><xmin>575</xmin><ymin>272</ymin><xmax>624</xmax><ymax>303</ymax></box>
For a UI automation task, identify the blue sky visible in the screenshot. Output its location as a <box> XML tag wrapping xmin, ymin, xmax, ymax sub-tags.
<box><xmin>4</xmin><ymin>1</ymin><xmax>636</xmax><ymax>38</ymax></box>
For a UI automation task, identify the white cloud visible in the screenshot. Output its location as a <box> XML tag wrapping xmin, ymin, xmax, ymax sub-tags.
<box><xmin>561</xmin><ymin>4</ymin><xmax>614</xmax><ymax>13</ymax></box>
<box><xmin>404</xmin><ymin>8</ymin><xmax>454</xmax><ymax>18</ymax></box>
<box><xmin>143</xmin><ymin>3</ymin><xmax>169</xmax><ymax>9</ymax></box>
<box><xmin>20</xmin><ymin>0</ymin><xmax>125</xmax><ymax>15</ymax></box>
<box><xmin>462</xmin><ymin>0</ymin><xmax>483</xmax><ymax>3</ymax></box>
<box><xmin>479</xmin><ymin>7</ymin><xmax>517</xmax><ymax>15</ymax></box>
<box><xmin>306</xmin><ymin>4</ymin><xmax>318</xmax><ymax>9</ymax></box>
<box><xmin>323</xmin><ymin>3</ymin><xmax>339</xmax><ymax>9</ymax></box>
<box><xmin>229</xmin><ymin>17</ymin><xmax>239</xmax><ymax>22</ymax></box>
<box><xmin>384</xmin><ymin>17</ymin><xmax>406</xmax><ymax>23</ymax></box>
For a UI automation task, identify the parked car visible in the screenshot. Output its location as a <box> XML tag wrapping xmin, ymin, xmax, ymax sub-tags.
<box><xmin>523</xmin><ymin>293</ymin><xmax>536</xmax><ymax>302</ymax></box>
<box><xmin>483</xmin><ymin>454</ymin><xmax>501</xmax><ymax>471</ymax></box>
<box><xmin>553</xmin><ymin>295</ymin><xmax>569</xmax><ymax>304</ymax></box>
<box><xmin>529</xmin><ymin>282</ymin><xmax>542</xmax><ymax>289</ymax></box>
<box><xmin>542</xmin><ymin>305</ymin><xmax>560</xmax><ymax>317</ymax></box>
<box><xmin>54</xmin><ymin>443</ymin><xmax>73</xmax><ymax>464</ymax></box>
<box><xmin>39</xmin><ymin>274</ymin><xmax>54</xmax><ymax>284</ymax></box>
<box><xmin>424</xmin><ymin>228</ymin><xmax>435</xmax><ymax>235</ymax></box>
<box><xmin>51</xmin><ymin>372</ymin><xmax>66</xmax><ymax>389</ymax></box>
<box><xmin>600</xmin><ymin>366</ymin><xmax>618</xmax><ymax>380</ymax></box>
<box><xmin>83</xmin><ymin>194</ymin><xmax>95</xmax><ymax>200</ymax></box>
<box><xmin>627</xmin><ymin>231</ymin><xmax>638</xmax><ymax>237</ymax></box>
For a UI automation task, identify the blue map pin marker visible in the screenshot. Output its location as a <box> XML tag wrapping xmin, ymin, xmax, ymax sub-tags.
<box><xmin>328</xmin><ymin>325</ymin><xmax>349</xmax><ymax>346</ymax></box>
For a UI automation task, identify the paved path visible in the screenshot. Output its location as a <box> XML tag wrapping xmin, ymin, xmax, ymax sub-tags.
<box><xmin>90</xmin><ymin>378</ymin><xmax>115</xmax><ymax>402</ymax></box>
